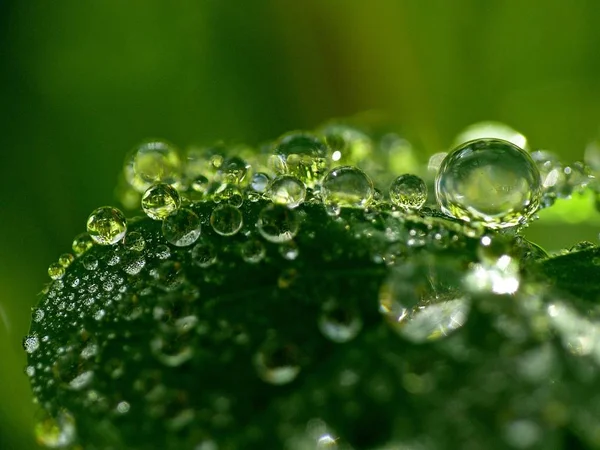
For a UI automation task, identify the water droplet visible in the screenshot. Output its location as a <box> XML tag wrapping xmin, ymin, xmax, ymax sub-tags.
<box><xmin>154</xmin><ymin>244</ymin><xmax>171</xmax><ymax>260</ymax></box>
<box><xmin>271</xmin><ymin>133</ymin><xmax>329</xmax><ymax>187</ymax></box>
<box><xmin>125</xmin><ymin>139</ymin><xmax>182</xmax><ymax>193</ymax></box>
<box><xmin>33</xmin><ymin>309</ymin><xmax>45</xmax><ymax>323</ymax></box>
<box><xmin>257</xmin><ymin>204</ymin><xmax>300</xmax><ymax>243</ymax></box>
<box><xmin>35</xmin><ymin>410</ymin><xmax>76</xmax><ymax>449</ymax></box>
<box><xmin>123</xmin><ymin>253</ymin><xmax>146</xmax><ymax>275</ymax></box>
<box><xmin>23</xmin><ymin>335</ymin><xmax>40</xmax><ymax>354</ymax></box>
<box><xmin>72</xmin><ymin>233</ymin><xmax>94</xmax><ymax>256</ymax></box>
<box><xmin>454</xmin><ymin>121</ymin><xmax>528</xmax><ymax>149</ymax></box>
<box><xmin>240</xmin><ymin>239</ymin><xmax>266</xmax><ymax>263</ymax></box>
<box><xmin>268</xmin><ymin>175</ymin><xmax>306</xmax><ymax>209</ymax></box>
<box><xmin>48</xmin><ymin>262</ymin><xmax>65</xmax><ymax>280</ymax></box>
<box><xmin>250</xmin><ymin>172</ymin><xmax>270</xmax><ymax>192</ymax></box>
<box><xmin>210</xmin><ymin>204</ymin><xmax>243</xmax><ymax>236</ymax></box>
<box><xmin>150</xmin><ymin>332</ymin><xmax>193</xmax><ymax>367</ymax></box>
<box><xmin>124</xmin><ymin>231</ymin><xmax>146</xmax><ymax>252</ymax></box>
<box><xmin>321</xmin><ymin>123</ymin><xmax>373</xmax><ymax>166</ymax></box>
<box><xmin>279</xmin><ymin>240</ymin><xmax>299</xmax><ymax>260</ymax></box>
<box><xmin>379</xmin><ymin>257</ymin><xmax>468</xmax><ymax>343</ymax></box>
<box><xmin>116</xmin><ymin>401</ymin><xmax>131</xmax><ymax>415</ymax></box>
<box><xmin>321</xmin><ymin>166</ymin><xmax>374</xmax><ymax>209</ymax></box>
<box><xmin>81</xmin><ymin>254</ymin><xmax>98</xmax><ymax>271</ymax></box>
<box><xmin>58</xmin><ymin>253</ymin><xmax>75</xmax><ymax>268</ymax></box>
<box><xmin>318</xmin><ymin>302</ymin><xmax>362</xmax><ymax>343</ymax></box>
<box><xmin>254</xmin><ymin>341</ymin><xmax>301</xmax><ymax>385</ymax></box>
<box><xmin>142</xmin><ymin>183</ymin><xmax>181</xmax><ymax>220</ymax></box>
<box><xmin>87</xmin><ymin>206</ymin><xmax>127</xmax><ymax>245</ymax></box>
<box><xmin>192</xmin><ymin>242</ymin><xmax>217</xmax><ymax>267</ymax></box>
<box><xmin>68</xmin><ymin>370</ymin><xmax>94</xmax><ymax>390</ymax></box>
<box><xmin>435</xmin><ymin>139</ymin><xmax>542</xmax><ymax>229</ymax></box>
<box><xmin>389</xmin><ymin>174</ymin><xmax>427</xmax><ymax>210</ymax></box>
<box><xmin>157</xmin><ymin>261</ymin><xmax>185</xmax><ymax>291</ymax></box>
<box><xmin>162</xmin><ymin>208</ymin><xmax>201</xmax><ymax>247</ymax></box>
<box><xmin>219</xmin><ymin>156</ymin><xmax>251</xmax><ymax>185</ymax></box>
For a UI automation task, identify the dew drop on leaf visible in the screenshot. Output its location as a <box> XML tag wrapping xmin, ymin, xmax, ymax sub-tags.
<box><xmin>209</xmin><ymin>204</ymin><xmax>243</xmax><ymax>236</ymax></box>
<box><xmin>257</xmin><ymin>204</ymin><xmax>300</xmax><ymax>243</ymax></box>
<box><xmin>269</xmin><ymin>175</ymin><xmax>306</xmax><ymax>208</ymax></box>
<box><xmin>142</xmin><ymin>183</ymin><xmax>181</xmax><ymax>220</ymax></box>
<box><xmin>389</xmin><ymin>174</ymin><xmax>427</xmax><ymax>210</ymax></box>
<box><xmin>321</xmin><ymin>166</ymin><xmax>374</xmax><ymax>210</ymax></box>
<box><xmin>435</xmin><ymin>139</ymin><xmax>542</xmax><ymax>229</ymax></box>
<box><xmin>86</xmin><ymin>206</ymin><xmax>128</xmax><ymax>245</ymax></box>
<box><xmin>162</xmin><ymin>208</ymin><xmax>201</xmax><ymax>247</ymax></box>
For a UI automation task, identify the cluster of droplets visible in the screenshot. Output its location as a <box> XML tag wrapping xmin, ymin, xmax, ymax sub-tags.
<box><xmin>29</xmin><ymin>118</ymin><xmax>600</xmax><ymax>449</ymax></box>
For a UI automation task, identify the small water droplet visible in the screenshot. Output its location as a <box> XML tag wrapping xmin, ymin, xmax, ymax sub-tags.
<box><xmin>254</xmin><ymin>341</ymin><xmax>301</xmax><ymax>385</ymax></box>
<box><xmin>154</xmin><ymin>244</ymin><xmax>171</xmax><ymax>260</ymax></box>
<box><xmin>389</xmin><ymin>174</ymin><xmax>427</xmax><ymax>210</ymax></box>
<box><xmin>278</xmin><ymin>240</ymin><xmax>299</xmax><ymax>260</ymax></box>
<box><xmin>81</xmin><ymin>254</ymin><xmax>98</xmax><ymax>271</ymax></box>
<box><xmin>68</xmin><ymin>370</ymin><xmax>94</xmax><ymax>390</ymax></box>
<box><xmin>23</xmin><ymin>335</ymin><xmax>40</xmax><ymax>354</ymax></box>
<box><xmin>162</xmin><ymin>208</ymin><xmax>201</xmax><ymax>247</ymax></box>
<box><xmin>33</xmin><ymin>309</ymin><xmax>45</xmax><ymax>323</ymax></box>
<box><xmin>318</xmin><ymin>302</ymin><xmax>362</xmax><ymax>343</ymax></box>
<box><xmin>250</xmin><ymin>172</ymin><xmax>270</xmax><ymax>192</ymax></box>
<box><xmin>257</xmin><ymin>204</ymin><xmax>300</xmax><ymax>243</ymax></box>
<box><xmin>58</xmin><ymin>253</ymin><xmax>75</xmax><ymax>268</ymax></box>
<box><xmin>48</xmin><ymin>262</ymin><xmax>65</xmax><ymax>280</ymax></box>
<box><xmin>72</xmin><ymin>233</ymin><xmax>94</xmax><ymax>256</ymax></box>
<box><xmin>210</xmin><ymin>204</ymin><xmax>243</xmax><ymax>236</ymax></box>
<box><xmin>240</xmin><ymin>239</ymin><xmax>266</xmax><ymax>263</ymax></box>
<box><xmin>269</xmin><ymin>175</ymin><xmax>306</xmax><ymax>208</ymax></box>
<box><xmin>435</xmin><ymin>139</ymin><xmax>542</xmax><ymax>229</ymax></box>
<box><xmin>124</xmin><ymin>231</ymin><xmax>146</xmax><ymax>252</ymax></box>
<box><xmin>192</xmin><ymin>241</ymin><xmax>217</xmax><ymax>267</ymax></box>
<box><xmin>321</xmin><ymin>166</ymin><xmax>374</xmax><ymax>209</ymax></box>
<box><xmin>87</xmin><ymin>206</ymin><xmax>127</xmax><ymax>245</ymax></box>
<box><xmin>157</xmin><ymin>261</ymin><xmax>185</xmax><ymax>291</ymax></box>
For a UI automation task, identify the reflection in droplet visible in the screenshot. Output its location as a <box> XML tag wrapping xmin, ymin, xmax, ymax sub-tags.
<box><xmin>380</xmin><ymin>257</ymin><xmax>469</xmax><ymax>343</ymax></box>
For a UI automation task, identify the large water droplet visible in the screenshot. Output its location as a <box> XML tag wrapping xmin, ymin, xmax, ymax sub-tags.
<box><xmin>321</xmin><ymin>166</ymin><xmax>374</xmax><ymax>210</ymax></box>
<box><xmin>257</xmin><ymin>204</ymin><xmax>300</xmax><ymax>243</ymax></box>
<box><xmin>210</xmin><ymin>204</ymin><xmax>243</xmax><ymax>236</ymax></box>
<box><xmin>162</xmin><ymin>208</ymin><xmax>201</xmax><ymax>247</ymax></box>
<box><xmin>86</xmin><ymin>206</ymin><xmax>127</xmax><ymax>245</ymax></box>
<box><xmin>389</xmin><ymin>174</ymin><xmax>427</xmax><ymax>210</ymax></box>
<box><xmin>271</xmin><ymin>133</ymin><xmax>329</xmax><ymax>188</ymax></box>
<box><xmin>142</xmin><ymin>183</ymin><xmax>181</xmax><ymax>220</ymax></box>
<box><xmin>435</xmin><ymin>139</ymin><xmax>542</xmax><ymax>229</ymax></box>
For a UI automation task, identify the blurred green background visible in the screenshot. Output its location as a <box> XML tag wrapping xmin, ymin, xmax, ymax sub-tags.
<box><xmin>1</xmin><ymin>1</ymin><xmax>600</xmax><ymax>448</ymax></box>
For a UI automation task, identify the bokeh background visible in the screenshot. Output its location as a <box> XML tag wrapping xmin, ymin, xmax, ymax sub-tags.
<box><xmin>2</xmin><ymin>1</ymin><xmax>600</xmax><ymax>448</ymax></box>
